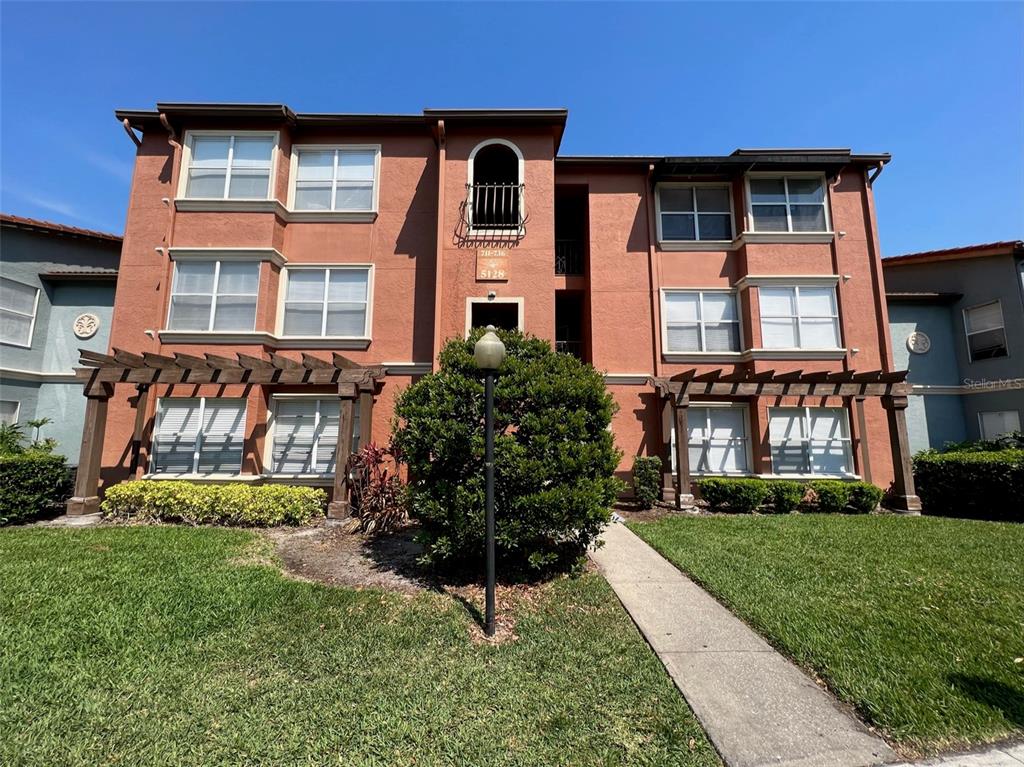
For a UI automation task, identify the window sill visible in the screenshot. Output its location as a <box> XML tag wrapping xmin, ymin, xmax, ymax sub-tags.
<box><xmin>659</xmin><ymin>240</ymin><xmax>740</xmax><ymax>252</ymax></box>
<box><xmin>738</xmin><ymin>231</ymin><xmax>835</xmax><ymax>245</ymax></box>
<box><xmin>283</xmin><ymin>210</ymin><xmax>377</xmax><ymax>223</ymax></box>
<box><xmin>174</xmin><ymin>198</ymin><xmax>287</xmax><ymax>215</ymax></box>
<box><xmin>758</xmin><ymin>473</ymin><xmax>862</xmax><ymax>481</ymax></box>
<box><xmin>262</xmin><ymin>474</ymin><xmax>335</xmax><ymax>485</ymax></box>
<box><xmin>158</xmin><ymin>331</ymin><xmax>276</xmax><ymax>345</ymax></box>
<box><xmin>157</xmin><ymin>331</ymin><xmax>371</xmax><ymax>350</ymax></box>
<box><xmin>734</xmin><ymin>274</ymin><xmax>841</xmax><ymax>289</ymax></box>
<box><xmin>745</xmin><ymin>348</ymin><xmax>847</xmax><ymax>360</ymax></box>
<box><xmin>168</xmin><ymin>247</ymin><xmax>286</xmax><ymax>268</ymax></box>
<box><xmin>143</xmin><ymin>473</ymin><xmax>263</xmax><ymax>482</ymax></box>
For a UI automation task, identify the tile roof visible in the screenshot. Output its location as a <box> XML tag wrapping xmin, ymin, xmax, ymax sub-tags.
<box><xmin>0</xmin><ymin>212</ymin><xmax>122</xmax><ymax>243</ymax></box>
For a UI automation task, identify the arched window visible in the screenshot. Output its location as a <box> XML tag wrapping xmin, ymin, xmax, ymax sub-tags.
<box><xmin>468</xmin><ymin>140</ymin><xmax>523</xmax><ymax>230</ymax></box>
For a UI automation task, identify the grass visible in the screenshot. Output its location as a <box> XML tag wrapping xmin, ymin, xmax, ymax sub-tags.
<box><xmin>629</xmin><ymin>514</ymin><xmax>1024</xmax><ymax>756</ymax></box>
<box><xmin>0</xmin><ymin>526</ymin><xmax>719</xmax><ymax>767</ymax></box>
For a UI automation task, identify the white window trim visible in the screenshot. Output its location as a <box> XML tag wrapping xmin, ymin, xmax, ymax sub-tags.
<box><xmin>660</xmin><ymin>288</ymin><xmax>743</xmax><ymax>357</ymax></box>
<box><xmin>467</xmin><ymin>138</ymin><xmax>525</xmax><ymax>235</ymax></box>
<box><xmin>0</xmin><ymin>276</ymin><xmax>40</xmax><ymax>349</ymax></box>
<box><xmin>684</xmin><ymin>403</ymin><xmax>754</xmax><ymax>477</ymax></box>
<box><xmin>655</xmin><ymin>182</ymin><xmax>736</xmax><ymax>246</ymax></box>
<box><xmin>744</xmin><ymin>172</ymin><xmax>833</xmax><ymax>235</ymax></box>
<box><xmin>150</xmin><ymin>397</ymin><xmax>248</xmax><ymax>477</ymax></box>
<box><xmin>286</xmin><ymin>144</ymin><xmax>381</xmax><ymax>220</ymax></box>
<box><xmin>176</xmin><ymin>130</ymin><xmax>280</xmax><ymax>202</ymax></box>
<box><xmin>757</xmin><ymin>284</ymin><xmax>843</xmax><ymax>351</ymax></box>
<box><xmin>0</xmin><ymin>399</ymin><xmax>21</xmax><ymax>426</ymax></box>
<box><xmin>168</xmin><ymin>247</ymin><xmax>286</xmax><ymax>268</ymax></box>
<box><xmin>768</xmin><ymin>406</ymin><xmax>855</xmax><ymax>478</ymax></box>
<box><xmin>276</xmin><ymin>264</ymin><xmax>374</xmax><ymax>342</ymax></box>
<box><xmin>962</xmin><ymin>299</ymin><xmax>1009</xmax><ymax>363</ymax></box>
<box><xmin>265</xmin><ymin>394</ymin><xmax>356</xmax><ymax>480</ymax></box>
<box><xmin>978</xmin><ymin>410</ymin><xmax>1021</xmax><ymax>440</ymax></box>
<box><xmin>464</xmin><ymin>296</ymin><xmax>524</xmax><ymax>336</ymax></box>
<box><xmin>166</xmin><ymin>260</ymin><xmax>260</xmax><ymax>334</ymax></box>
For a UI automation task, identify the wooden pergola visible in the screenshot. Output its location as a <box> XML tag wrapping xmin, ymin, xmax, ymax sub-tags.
<box><xmin>650</xmin><ymin>368</ymin><xmax>921</xmax><ymax>512</ymax></box>
<box><xmin>66</xmin><ymin>348</ymin><xmax>384</xmax><ymax>518</ymax></box>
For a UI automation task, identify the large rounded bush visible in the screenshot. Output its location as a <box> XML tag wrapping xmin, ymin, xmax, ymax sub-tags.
<box><xmin>392</xmin><ymin>329</ymin><xmax>624</xmax><ymax>576</ymax></box>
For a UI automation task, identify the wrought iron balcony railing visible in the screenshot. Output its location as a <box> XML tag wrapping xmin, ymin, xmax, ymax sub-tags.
<box><xmin>555</xmin><ymin>339</ymin><xmax>583</xmax><ymax>359</ymax></box>
<box><xmin>555</xmin><ymin>239</ymin><xmax>584</xmax><ymax>275</ymax></box>
<box><xmin>468</xmin><ymin>183</ymin><xmax>525</xmax><ymax>231</ymax></box>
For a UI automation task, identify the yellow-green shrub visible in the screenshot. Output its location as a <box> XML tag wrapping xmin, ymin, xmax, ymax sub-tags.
<box><xmin>101</xmin><ymin>481</ymin><xmax>325</xmax><ymax>526</ymax></box>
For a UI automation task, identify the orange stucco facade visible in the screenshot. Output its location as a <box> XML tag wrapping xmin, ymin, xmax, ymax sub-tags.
<box><xmin>93</xmin><ymin>104</ymin><xmax>904</xmax><ymax>502</ymax></box>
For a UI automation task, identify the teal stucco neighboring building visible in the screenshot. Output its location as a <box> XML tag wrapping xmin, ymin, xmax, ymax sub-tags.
<box><xmin>884</xmin><ymin>240</ymin><xmax>1024</xmax><ymax>454</ymax></box>
<box><xmin>0</xmin><ymin>214</ymin><xmax>121</xmax><ymax>464</ymax></box>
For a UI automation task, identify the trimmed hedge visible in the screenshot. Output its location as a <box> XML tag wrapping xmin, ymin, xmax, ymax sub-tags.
<box><xmin>695</xmin><ymin>477</ymin><xmax>884</xmax><ymax>515</ymax></box>
<box><xmin>101</xmin><ymin>481</ymin><xmax>326</xmax><ymax>527</ymax></box>
<box><xmin>913</xmin><ymin>449</ymin><xmax>1024</xmax><ymax>521</ymax></box>
<box><xmin>0</xmin><ymin>452</ymin><xmax>72</xmax><ymax>525</ymax></box>
<box><xmin>631</xmin><ymin>456</ymin><xmax>663</xmax><ymax>509</ymax></box>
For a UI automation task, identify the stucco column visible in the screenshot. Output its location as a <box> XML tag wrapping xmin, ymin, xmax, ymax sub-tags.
<box><xmin>66</xmin><ymin>380</ymin><xmax>114</xmax><ymax>516</ymax></box>
<box><xmin>659</xmin><ymin>394</ymin><xmax>676</xmax><ymax>504</ymax></box>
<box><xmin>881</xmin><ymin>394</ymin><xmax>922</xmax><ymax>513</ymax></box>
<box><xmin>328</xmin><ymin>385</ymin><xmax>359</xmax><ymax>519</ymax></box>
<box><xmin>673</xmin><ymin>393</ymin><xmax>694</xmax><ymax>508</ymax></box>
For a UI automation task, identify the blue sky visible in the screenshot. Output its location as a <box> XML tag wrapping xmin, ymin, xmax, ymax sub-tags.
<box><xmin>1</xmin><ymin>1</ymin><xmax>1021</xmax><ymax>255</ymax></box>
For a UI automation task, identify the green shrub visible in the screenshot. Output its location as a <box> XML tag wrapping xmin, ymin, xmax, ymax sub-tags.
<box><xmin>766</xmin><ymin>480</ymin><xmax>804</xmax><ymax>514</ymax></box>
<box><xmin>631</xmin><ymin>456</ymin><xmax>663</xmax><ymax>509</ymax></box>
<box><xmin>847</xmin><ymin>481</ymin><xmax>884</xmax><ymax>514</ymax></box>
<box><xmin>0</xmin><ymin>452</ymin><xmax>72</xmax><ymax>525</ymax></box>
<box><xmin>913</xmin><ymin>449</ymin><xmax>1024</xmax><ymax>521</ymax></box>
<box><xmin>808</xmin><ymin>480</ymin><xmax>851</xmax><ymax>514</ymax></box>
<box><xmin>392</xmin><ymin>329</ymin><xmax>623</xmax><ymax>576</ymax></box>
<box><xmin>696</xmin><ymin>478</ymin><xmax>769</xmax><ymax>514</ymax></box>
<box><xmin>101</xmin><ymin>481</ymin><xmax>326</xmax><ymax>526</ymax></box>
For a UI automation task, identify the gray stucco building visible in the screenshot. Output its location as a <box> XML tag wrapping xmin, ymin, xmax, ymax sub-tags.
<box><xmin>0</xmin><ymin>214</ymin><xmax>121</xmax><ymax>464</ymax></box>
<box><xmin>884</xmin><ymin>240</ymin><xmax>1024</xmax><ymax>453</ymax></box>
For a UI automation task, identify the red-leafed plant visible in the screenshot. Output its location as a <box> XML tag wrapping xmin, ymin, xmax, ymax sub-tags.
<box><xmin>345</xmin><ymin>442</ymin><xmax>408</xmax><ymax>534</ymax></box>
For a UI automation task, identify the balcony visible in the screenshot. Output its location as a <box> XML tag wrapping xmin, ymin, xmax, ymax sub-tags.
<box><xmin>458</xmin><ymin>183</ymin><xmax>526</xmax><ymax>243</ymax></box>
<box><xmin>555</xmin><ymin>339</ymin><xmax>583</xmax><ymax>358</ymax></box>
<box><xmin>555</xmin><ymin>239</ymin><xmax>584</xmax><ymax>275</ymax></box>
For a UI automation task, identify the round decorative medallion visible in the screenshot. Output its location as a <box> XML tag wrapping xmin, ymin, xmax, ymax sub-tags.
<box><xmin>906</xmin><ymin>331</ymin><xmax>931</xmax><ymax>354</ymax></box>
<box><xmin>73</xmin><ymin>313</ymin><xmax>100</xmax><ymax>340</ymax></box>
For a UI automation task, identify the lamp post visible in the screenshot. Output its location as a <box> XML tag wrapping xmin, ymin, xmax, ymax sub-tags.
<box><xmin>473</xmin><ymin>325</ymin><xmax>506</xmax><ymax>637</ymax></box>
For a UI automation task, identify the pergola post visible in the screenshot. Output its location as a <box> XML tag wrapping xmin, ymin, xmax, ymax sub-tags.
<box><xmin>853</xmin><ymin>395</ymin><xmax>873</xmax><ymax>484</ymax></box>
<box><xmin>881</xmin><ymin>394</ymin><xmax>921</xmax><ymax>513</ymax></box>
<box><xmin>673</xmin><ymin>393</ymin><xmax>694</xmax><ymax>508</ymax></box>
<box><xmin>357</xmin><ymin>384</ymin><xmax>374</xmax><ymax>448</ymax></box>
<box><xmin>659</xmin><ymin>394</ymin><xmax>676</xmax><ymax>504</ymax></box>
<box><xmin>128</xmin><ymin>383</ymin><xmax>150</xmax><ymax>479</ymax></box>
<box><xmin>328</xmin><ymin>383</ymin><xmax>359</xmax><ymax>519</ymax></box>
<box><xmin>66</xmin><ymin>378</ymin><xmax>114</xmax><ymax>516</ymax></box>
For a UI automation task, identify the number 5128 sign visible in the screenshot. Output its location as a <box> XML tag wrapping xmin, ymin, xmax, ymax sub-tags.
<box><xmin>476</xmin><ymin>249</ymin><xmax>510</xmax><ymax>282</ymax></box>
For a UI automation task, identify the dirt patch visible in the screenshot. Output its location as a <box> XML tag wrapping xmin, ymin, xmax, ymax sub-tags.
<box><xmin>612</xmin><ymin>501</ymin><xmax>706</xmax><ymax>524</ymax></box>
<box><xmin>265</xmin><ymin>523</ymin><xmax>430</xmax><ymax>595</ymax></box>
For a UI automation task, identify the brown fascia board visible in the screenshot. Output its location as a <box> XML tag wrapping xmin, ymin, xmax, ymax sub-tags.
<box><xmin>883</xmin><ymin>240</ymin><xmax>1024</xmax><ymax>267</ymax></box>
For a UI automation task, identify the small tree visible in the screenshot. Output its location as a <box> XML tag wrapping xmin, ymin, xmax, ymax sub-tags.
<box><xmin>393</xmin><ymin>329</ymin><xmax>624</xmax><ymax>576</ymax></box>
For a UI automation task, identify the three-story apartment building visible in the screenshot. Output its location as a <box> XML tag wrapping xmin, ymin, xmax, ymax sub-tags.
<box><xmin>66</xmin><ymin>103</ymin><xmax>920</xmax><ymax>516</ymax></box>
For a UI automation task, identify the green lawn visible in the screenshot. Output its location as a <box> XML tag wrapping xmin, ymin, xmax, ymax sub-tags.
<box><xmin>0</xmin><ymin>527</ymin><xmax>719</xmax><ymax>767</ymax></box>
<box><xmin>629</xmin><ymin>514</ymin><xmax>1024</xmax><ymax>756</ymax></box>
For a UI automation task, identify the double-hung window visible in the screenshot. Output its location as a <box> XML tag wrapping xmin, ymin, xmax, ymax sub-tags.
<box><xmin>687</xmin><ymin>406</ymin><xmax>750</xmax><ymax>475</ymax></box>
<box><xmin>658</xmin><ymin>185</ymin><xmax>733</xmax><ymax>241</ymax></box>
<box><xmin>963</xmin><ymin>301</ymin><xmax>1008</xmax><ymax>361</ymax></box>
<box><xmin>292</xmin><ymin>146</ymin><xmax>378</xmax><ymax>212</ymax></box>
<box><xmin>769</xmin><ymin>407</ymin><xmax>853</xmax><ymax>476</ymax></box>
<box><xmin>748</xmin><ymin>175</ymin><xmax>829</xmax><ymax>233</ymax></box>
<box><xmin>0</xmin><ymin>276</ymin><xmax>39</xmax><ymax>347</ymax></box>
<box><xmin>167</xmin><ymin>260</ymin><xmax>260</xmax><ymax>332</ymax></box>
<box><xmin>663</xmin><ymin>290</ymin><xmax>740</xmax><ymax>353</ymax></box>
<box><xmin>183</xmin><ymin>133</ymin><xmax>275</xmax><ymax>200</ymax></box>
<box><xmin>281</xmin><ymin>267</ymin><xmax>371</xmax><ymax>338</ymax></box>
<box><xmin>759</xmin><ymin>285</ymin><xmax>840</xmax><ymax>349</ymax></box>
<box><xmin>270</xmin><ymin>398</ymin><xmax>360</xmax><ymax>475</ymax></box>
<box><xmin>152</xmin><ymin>398</ymin><xmax>247</xmax><ymax>475</ymax></box>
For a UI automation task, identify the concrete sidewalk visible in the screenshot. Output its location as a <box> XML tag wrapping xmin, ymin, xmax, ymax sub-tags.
<box><xmin>590</xmin><ymin>522</ymin><xmax>898</xmax><ymax>767</ymax></box>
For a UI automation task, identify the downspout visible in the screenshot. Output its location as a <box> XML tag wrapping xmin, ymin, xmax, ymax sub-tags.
<box><xmin>644</xmin><ymin>164</ymin><xmax>663</xmax><ymax>378</ymax></box>
<box><xmin>431</xmin><ymin>120</ymin><xmax>447</xmax><ymax>371</ymax></box>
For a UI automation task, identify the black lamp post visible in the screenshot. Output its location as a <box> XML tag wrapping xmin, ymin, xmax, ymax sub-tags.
<box><xmin>473</xmin><ymin>325</ymin><xmax>506</xmax><ymax>637</ymax></box>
